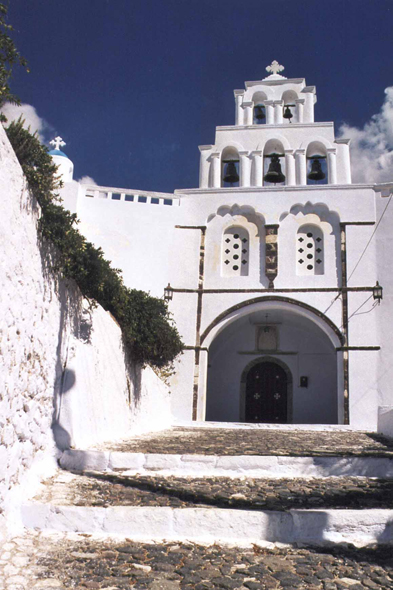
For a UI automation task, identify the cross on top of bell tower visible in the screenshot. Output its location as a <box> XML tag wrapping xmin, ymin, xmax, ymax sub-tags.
<box><xmin>266</xmin><ymin>60</ymin><xmax>284</xmax><ymax>75</ymax></box>
<box><xmin>264</xmin><ymin>60</ymin><xmax>287</xmax><ymax>80</ymax></box>
<box><xmin>50</xmin><ymin>136</ymin><xmax>66</xmax><ymax>151</ymax></box>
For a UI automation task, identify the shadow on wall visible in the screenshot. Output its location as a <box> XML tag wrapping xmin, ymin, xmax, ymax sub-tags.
<box><xmin>39</xmin><ymin>237</ymin><xmax>146</xmax><ymax>452</ymax></box>
<box><xmin>38</xmin><ymin>238</ymin><xmax>85</xmax><ymax>452</ymax></box>
<box><xmin>123</xmin><ymin>345</ymin><xmax>143</xmax><ymax>409</ymax></box>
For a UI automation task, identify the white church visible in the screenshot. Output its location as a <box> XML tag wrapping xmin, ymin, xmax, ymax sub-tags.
<box><xmin>53</xmin><ymin>61</ymin><xmax>393</xmax><ymax>434</ymax></box>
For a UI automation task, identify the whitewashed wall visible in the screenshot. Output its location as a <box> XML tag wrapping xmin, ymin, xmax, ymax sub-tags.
<box><xmin>0</xmin><ymin>125</ymin><xmax>171</xmax><ymax>539</ymax></box>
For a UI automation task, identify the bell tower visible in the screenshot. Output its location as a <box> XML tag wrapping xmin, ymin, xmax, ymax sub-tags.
<box><xmin>198</xmin><ymin>61</ymin><xmax>351</xmax><ymax>189</ymax></box>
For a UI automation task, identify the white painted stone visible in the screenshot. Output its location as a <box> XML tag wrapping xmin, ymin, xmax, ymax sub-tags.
<box><xmin>144</xmin><ymin>454</ymin><xmax>182</xmax><ymax>472</ymax></box>
<box><xmin>60</xmin><ymin>450</ymin><xmax>110</xmax><ymax>472</ymax></box>
<box><xmin>378</xmin><ymin>406</ymin><xmax>393</xmax><ymax>439</ymax></box>
<box><xmin>20</xmin><ymin>504</ymin><xmax>393</xmax><ymax>547</ymax></box>
<box><xmin>108</xmin><ymin>452</ymin><xmax>145</xmax><ymax>471</ymax></box>
<box><xmin>59</xmin><ymin>449</ymin><xmax>393</xmax><ymax>478</ymax></box>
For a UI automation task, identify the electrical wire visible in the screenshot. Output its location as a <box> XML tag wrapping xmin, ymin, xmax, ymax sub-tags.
<box><xmin>342</xmin><ymin>294</ymin><xmax>374</xmax><ymax>329</ymax></box>
<box><xmin>323</xmin><ymin>292</ymin><xmax>341</xmax><ymax>315</ymax></box>
<box><xmin>347</xmin><ymin>195</ymin><xmax>392</xmax><ymax>283</ymax></box>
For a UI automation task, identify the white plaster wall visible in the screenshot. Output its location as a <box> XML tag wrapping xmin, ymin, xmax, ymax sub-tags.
<box><xmin>55</xmin><ymin>302</ymin><xmax>172</xmax><ymax>450</ymax></box>
<box><xmin>215</xmin><ymin>123</ymin><xmax>335</xmax><ymax>155</ymax></box>
<box><xmin>178</xmin><ymin>186</ymin><xmax>375</xmax><ymax>225</ymax></box>
<box><xmin>0</xmin><ymin>125</ymin><xmax>171</xmax><ymax>538</ymax></box>
<box><xmin>375</xmin><ymin>194</ymin><xmax>393</xmax><ymax>432</ymax></box>
<box><xmin>76</xmin><ymin>195</ymin><xmax>182</xmax><ymax>298</ymax></box>
<box><xmin>0</xmin><ymin>124</ymin><xmax>65</xmax><ymax>539</ymax></box>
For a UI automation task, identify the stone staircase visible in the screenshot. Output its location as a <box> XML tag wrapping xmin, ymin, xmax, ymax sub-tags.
<box><xmin>21</xmin><ymin>425</ymin><xmax>393</xmax><ymax>548</ymax></box>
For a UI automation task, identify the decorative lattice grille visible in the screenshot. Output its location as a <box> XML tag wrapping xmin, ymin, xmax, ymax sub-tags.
<box><xmin>297</xmin><ymin>225</ymin><xmax>324</xmax><ymax>275</ymax></box>
<box><xmin>222</xmin><ymin>227</ymin><xmax>249</xmax><ymax>276</ymax></box>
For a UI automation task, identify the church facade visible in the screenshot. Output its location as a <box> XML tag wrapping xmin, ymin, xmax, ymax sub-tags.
<box><xmin>56</xmin><ymin>62</ymin><xmax>393</xmax><ymax>433</ymax></box>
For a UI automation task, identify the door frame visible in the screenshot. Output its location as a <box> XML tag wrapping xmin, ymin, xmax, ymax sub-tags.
<box><xmin>239</xmin><ymin>356</ymin><xmax>293</xmax><ymax>423</ymax></box>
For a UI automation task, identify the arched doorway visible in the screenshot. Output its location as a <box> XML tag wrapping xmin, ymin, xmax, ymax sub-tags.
<box><xmin>204</xmin><ymin>298</ymin><xmax>342</xmax><ymax>424</ymax></box>
<box><xmin>242</xmin><ymin>357</ymin><xmax>292</xmax><ymax>423</ymax></box>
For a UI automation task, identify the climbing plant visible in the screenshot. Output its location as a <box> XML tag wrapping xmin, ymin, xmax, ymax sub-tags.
<box><xmin>0</xmin><ymin>3</ymin><xmax>28</xmax><ymax>112</ymax></box>
<box><xmin>6</xmin><ymin>119</ymin><xmax>183</xmax><ymax>368</ymax></box>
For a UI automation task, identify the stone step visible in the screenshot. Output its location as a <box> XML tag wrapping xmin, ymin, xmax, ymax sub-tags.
<box><xmin>4</xmin><ymin>530</ymin><xmax>393</xmax><ymax>590</ymax></box>
<box><xmin>88</xmin><ymin>427</ymin><xmax>393</xmax><ymax>458</ymax></box>
<box><xmin>31</xmin><ymin>470</ymin><xmax>393</xmax><ymax>511</ymax></box>
<box><xmin>21</xmin><ymin>471</ymin><xmax>393</xmax><ymax>547</ymax></box>
<box><xmin>59</xmin><ymin>427</ymin><xmax>393</xmax><ymax>479</ymax></box>
<box><xmin>59</xmin><ymin>449</ymin><xmax>393</xmax><ymax>479</ymax></box>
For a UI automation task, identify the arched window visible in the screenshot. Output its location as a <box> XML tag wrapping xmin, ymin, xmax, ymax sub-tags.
<box><xmin>282</xmin><ymin>90</ymin><xmax>298</xmax><ymax>123</ymax></box>
<box><xmin>306</xmin><ymin>141</ymin><xmax>328</xmax><ymax>185</ymax></box>
<box><xmin>263</xmin><ymin>139</ymin><xmax>285</xmax><ymax>186</ymax></box>
<box><xmin>222</xmin><ymin>227</ymin><xmax>249</xmax><ymax>276</ymax></box>
<box><xmin>252</xmin><ymin>91</ymin><xmax>267</xmax><ymax>125</ymax></box>
<box><xmin>297</xmin><ymin>224</ymin><xmax>324</xmax><ymax>275</ymax></box>
<box><xmin>221</xmin><ymin>146</ymin><xmax>240</xmax><ymax>188</ymax></box>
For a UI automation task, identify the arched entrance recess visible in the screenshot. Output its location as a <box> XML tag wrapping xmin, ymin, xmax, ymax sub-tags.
<box><xmin>241</xmin><ymin>356</ymin><xmax>293</xmax><ymax>423</ymax></box>
<box><xmin>203</xmin><ymin>297</ymin><xmax>343</xmax><ymax>425</ymax></box>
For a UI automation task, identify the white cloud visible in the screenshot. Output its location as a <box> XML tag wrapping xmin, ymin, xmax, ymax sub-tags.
<box><xmin>1</xmin><ymin>102</ymin><xmax>53</xmax><ymax>142</ymax></box>
<box><xmin>338</xmin><ymin>87</ymin><xmax>393</xmax><ymax>184</ymax></box>
<box><xmin>77</xmin><ymin>175</ymin><xmax>97</xmax><ymax>185</ymax></box>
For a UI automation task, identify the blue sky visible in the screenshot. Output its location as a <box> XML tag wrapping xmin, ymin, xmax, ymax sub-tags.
<box><xmin>5</xmin><ymin>0</ymin><xmax>393</xmax><ymax>192</ymax></box>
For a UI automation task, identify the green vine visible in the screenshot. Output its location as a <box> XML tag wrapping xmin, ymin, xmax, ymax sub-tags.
<box><xmin>6</xmin><ymin>119</ymin><xmax>183</xmax><ymax>368</ymax></box>
<box><xmin>0</xmin><ymin>3</ymin><xmax>28</xmax><ymax>115</ymax></box>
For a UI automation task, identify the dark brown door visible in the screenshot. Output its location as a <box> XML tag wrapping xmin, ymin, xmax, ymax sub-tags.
<box><xmin>245</xmin><ymin>361</ymin><xmax>288</xmax><ymax>423</ymax></box>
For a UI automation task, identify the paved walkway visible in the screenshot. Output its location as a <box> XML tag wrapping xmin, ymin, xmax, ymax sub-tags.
<box><xmin>1</xmin><ymin>531</ymin><xmax>393</xmax><ymax>590</ymax></box>
<box><xmin>94</xmin><ymin>428</ymin><xmax>393</xmax><ymax>457</ymax></box>
<box><xmin>33</xmin><ymin>470</ymin><xmax>393</xmax><ymax>511</ymax></box>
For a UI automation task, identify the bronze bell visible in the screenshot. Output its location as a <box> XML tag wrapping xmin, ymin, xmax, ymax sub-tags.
<box><xmin>255</xmin><ymin>105</ymin><xmax>265</xmax><ymax>121</ymax></box>
<box><xmin>283</xmin><ymin>105</ymin><xmax>293</xmax><ymax>121</ymax></box>
<box><xmin>264</xmin><ymin>154</ymin><xmax>285</xmax><ymax>184</ymax></box>
<box><xmin>223</xmin><ymin>161</ymin><xmax>239</xmax><ymax>185</ymax></box>
<box><xmin>307</xmin><ymin>158</ymin><xmax>326</xmax><ymax>182</ymax></box>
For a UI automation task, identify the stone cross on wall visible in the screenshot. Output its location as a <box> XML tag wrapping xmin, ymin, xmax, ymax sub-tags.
<box><xmin>50</xmin><ymin>136</ymin><xmax>66</xmax><ymax>151</ymax></box>
<box><xmin>266</xmin><ymin>60</ymin><xmax>285</xmax><ymax>75</ymax></box>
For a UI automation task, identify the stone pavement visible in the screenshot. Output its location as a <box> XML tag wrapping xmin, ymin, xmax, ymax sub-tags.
<box><xmin>94</xmin><ymin>428</ymin><xmax>393</xmax><ymax>458</ymax></box>
<box><xmin>2</xmin><ymin>531</ymin><xmax>393</xmax><ymax>590</ymax></box>
<box><xmin>34</xmin><ymin>470</ymin><xmax>393</xmax><ymax>511</ymax></box>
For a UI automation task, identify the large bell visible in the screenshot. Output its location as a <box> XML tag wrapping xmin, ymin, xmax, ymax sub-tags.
<box><xmin>283</xmin><ymin>105</ymin><xmax>293</xmax><ymax>121</ymax></box>
<box><xmin>223</xmin><ymin>161</ymin><xmax>239</xmax><ymax>185</ymax></box>
<box><xmin>255</xmin><ymin>105</ymin><xmax>265</xmax><ymax>121</ymax></box>
<box><xmin>307</xmin><ymin>158</ymin><xmax>326</xmax><ymax>182</ymax></box>
<box><xmin>264</xmin><ymin>154</ymin><xmax>285</xmax><ymax>184</ymax></box>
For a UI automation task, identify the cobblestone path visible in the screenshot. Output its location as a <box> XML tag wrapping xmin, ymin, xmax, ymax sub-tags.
<box><xmin>33</xmin><ymin>471</ymin><xmax>393</xmax><ymax>511</ymax></box>
<box><xmin>94</xmin><ymin>428</ymin><xmax>393</xmax><ymax>457</ymax></box>
<box><xmin>1</xmin><ymin>531</ymin><xmax>393</xmax><ymax>590</ymax></box>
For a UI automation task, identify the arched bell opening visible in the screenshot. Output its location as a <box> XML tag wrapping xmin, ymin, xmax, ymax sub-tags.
<box><xmin>263</xmin><ymin>139</ymin><xmax>285</xmax><ymax>186</ymax></box>
<box><xmin>282</xmin><ymin>90</ymin><xmax>298</xmax><ymax>124</ymax></box>
<box><xmin>221</xmin><ymin>146</ymin><xmax>240</xmax><ymax>188</ymax></box>
<box><xmin>205</xmin><ymin>299</ymin><xmax>340</xmax><ymax>424</ymax></box>
<box><xmin>307</xmin><ymin>141</ymin><xmax>328</xmax><ymax>185</ymax></box>
<box><xmin>252</xmin><ymin>91</ymin><xmax>268</xmax><ymax>125</ymax></box>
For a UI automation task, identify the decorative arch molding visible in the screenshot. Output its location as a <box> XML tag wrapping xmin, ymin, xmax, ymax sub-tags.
<box><xmin>239</xmin><ymin>355</ymin><xmax>293</xmax><ymax>423</ymax></box>
<box><xmin>244</xmin><ymin>85</ymin><xmax>275</xmax><ymax>102</ymax></box>
<box><xmin>207</xmin><ymin>203</ymin><xmax>266</xmax><ymax>227</ymax></box>
<box><xmin>262</xmin><ymin>133</ymin><xmax>291</xmax><ymax>151</ymax></box>
<box><xmin>299</xmin><ymin>136</ymin><xmax>334</xmax><ymax>151</ymax></box>
<box><xmin>201</xmin><ymin>295</ymin><xmax>344</xmax><ymax>347</ymax></box>
<box><xmin>279</xmin><ymin>202</ymin><xmax>340</xmax><ymax>225</ymax></box>
<box><xmin>280</xmin><ymin>211</ymin><xmax>334</xmax><ymax>235</ymax></box>
<box><xmin>281</xmin><ymin>89</ymin><xmax>298</xmax><ymax>103</ymax></box>
<box><xmin>219</xmin><ymin>141</ymin><xmax>245</xmax><ymax>155</ymax></box>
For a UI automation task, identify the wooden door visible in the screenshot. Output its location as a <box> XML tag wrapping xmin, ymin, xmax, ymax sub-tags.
<box><xmin>245</xmin><ymin>361</ymin><xmax>287</xmax><ymax>423</ymax></box>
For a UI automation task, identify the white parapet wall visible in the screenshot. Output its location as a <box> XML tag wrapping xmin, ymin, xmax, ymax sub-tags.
<box><xmin>0</xmin><ymin>124</ymin><xmax>172</xmax><ymax>539</ymax></box>
<box><xmin>378</xmin><ymin>406</ymin><xmax>393</xmax><ymax>439</ymax></box>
